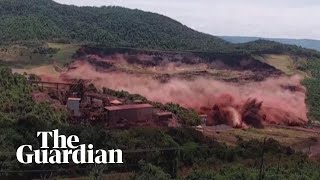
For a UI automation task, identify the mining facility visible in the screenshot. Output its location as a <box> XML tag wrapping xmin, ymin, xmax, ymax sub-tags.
<box><xmin>29</xmin><ymin>80</ymin><xmax>176</xmax><ymax>128</ymax></box>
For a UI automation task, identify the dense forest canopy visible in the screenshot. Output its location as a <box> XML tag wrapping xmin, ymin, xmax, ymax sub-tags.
<box><xmin>0</xmin><ymin>0</ymin><xmax>228</xmax><ymax>51</ymax></box>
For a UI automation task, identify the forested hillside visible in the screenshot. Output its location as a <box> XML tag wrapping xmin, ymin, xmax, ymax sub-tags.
<box><xmin>0</xmin><ymin>0</ymin><xmax>228</xmax><ymax>51</ymax></box>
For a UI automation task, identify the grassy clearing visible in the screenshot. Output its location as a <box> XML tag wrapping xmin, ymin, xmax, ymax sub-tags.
<box><xmin>0</xmin><ymin>45</ymin><xmax>52</xmax><ymax>67</ymax></box>
<box><xmin>208</xmin><ymin>126</ymin><xmax>319</xmax><ymax>150</ymax></box>
<box><xmin>0</xmin><ymin>43</ymin><xmax>80</xmax><ymax>68</ymax></box>
<box><xmin>47</xmin><ymin>43</ymin><xmax>81</xmax><ymax>65</ymax></box>
<box><xmin>254</xmin><ymin>54</ymin><xmax>308</xmax><ymax>76</ymax></box>
<box><xmin>12</xmin><ymin>65</ymin><xmax>62</xmax><ymax>80</ymax></box>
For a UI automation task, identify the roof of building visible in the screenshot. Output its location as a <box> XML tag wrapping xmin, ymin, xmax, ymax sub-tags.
<box><xmin>110</xmin><ymin>99</ymin><xmax>122</xmax><ymax>105</ymax></box>
<box><xmin>68</xmin><ymin>97</ymin><xmax>81</xmax><ymax>101</ymax></box>
<box><xmin>105</xmin><ymin>104</ymin><xmax>153</xmax><ymax>111</ymax></box>
<box><xmin>85</xmin><ymin>92</ymin><xmax>109</xmax><ymax>100</ymax></box>
<box><xmin>156</xmin><ymin>112</ymin><xmax>173</xmax><ymax>116</ymax></box>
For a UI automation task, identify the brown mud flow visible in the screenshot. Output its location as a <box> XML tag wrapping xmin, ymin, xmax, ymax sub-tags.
<box><xmin>25</xmin><ymin>50</ymin><xmax>308</xmax><ymax>127</ymax></box>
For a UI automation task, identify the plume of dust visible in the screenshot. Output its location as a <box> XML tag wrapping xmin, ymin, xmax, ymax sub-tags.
<box><xmin>60</xmin><ymin>61</ymin><xmax>308</xmax><ymax>127</ymax></box>
<box><xmin>208</xmin><ymin>105</ymin><xmax>243</xmax><ymax>128</ymax></box>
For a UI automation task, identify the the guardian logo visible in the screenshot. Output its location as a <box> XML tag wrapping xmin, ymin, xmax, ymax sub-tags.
<box><xmin>16</xmin><ymin>129</ymin><xmax>123</xmax><ymax>164</ymax></box>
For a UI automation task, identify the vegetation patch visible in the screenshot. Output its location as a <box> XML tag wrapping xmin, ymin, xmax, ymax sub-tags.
<box><xmin>299</xmin><ymin>60</ymin><xmax>320</xmax><ymax>122</ymax></box>
<box><xmin>47</xmin><ymin>43</ymin><xmax>81</xmax><ymax>65</ymax></box>
<box><xmin>257</xmin><ymin>54</ymin><xmax>302</xmax><ymax>75</ymax></box>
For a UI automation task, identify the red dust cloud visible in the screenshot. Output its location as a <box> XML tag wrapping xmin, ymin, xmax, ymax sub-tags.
<box><xmin>59</xmin><ymin>61</ymin><xmax>308</xmax><ymax>127</ymax></box>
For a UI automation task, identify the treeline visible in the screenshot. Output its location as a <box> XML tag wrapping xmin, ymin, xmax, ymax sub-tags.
<box><xmin>75</xmin><ymin>42</ymin><xmax>320</xmax><ymax>62</ymax></box>
<box><xmin>235</xmin><ymin>39</ymin><xmax>320</xmax><ymax>58</ymax></box>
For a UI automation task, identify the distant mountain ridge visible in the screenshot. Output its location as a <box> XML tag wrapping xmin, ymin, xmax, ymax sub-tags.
<box><xmin>221</xmin><ymin>36</ymin><xmax>320</xmax><ymax>52</ymax></box>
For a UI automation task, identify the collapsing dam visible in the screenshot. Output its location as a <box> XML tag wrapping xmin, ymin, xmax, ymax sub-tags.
<box><xmin>57</xmin><ymin>48</ymin><xmax>308</xmax><ymax>128</ymax></box>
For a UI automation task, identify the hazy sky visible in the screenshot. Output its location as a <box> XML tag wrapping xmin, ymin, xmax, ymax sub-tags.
<box><xmin>53</xmin><ymin>0</ymin><xmax>320</xmax><ymax>40</ymax></box>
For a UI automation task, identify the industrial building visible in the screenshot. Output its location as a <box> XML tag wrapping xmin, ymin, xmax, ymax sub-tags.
<box><xmin>105</xmin><ymin>104</ymin><xmax>154</xmax><ymax>126</ymax></box>
<box><xmin>67</xmin><ymin>97</ymin><xmax>81</xmax><ymax>117</ymax></box>
<box><xmin>29</xmin><ymin>80</ymin><xmax>176</xmax><ymax>128</ymax></box>
<box><xmin>154</xmin><ymin>112</ymin><xmax>173</xmax><ymax>126</ymax></box>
